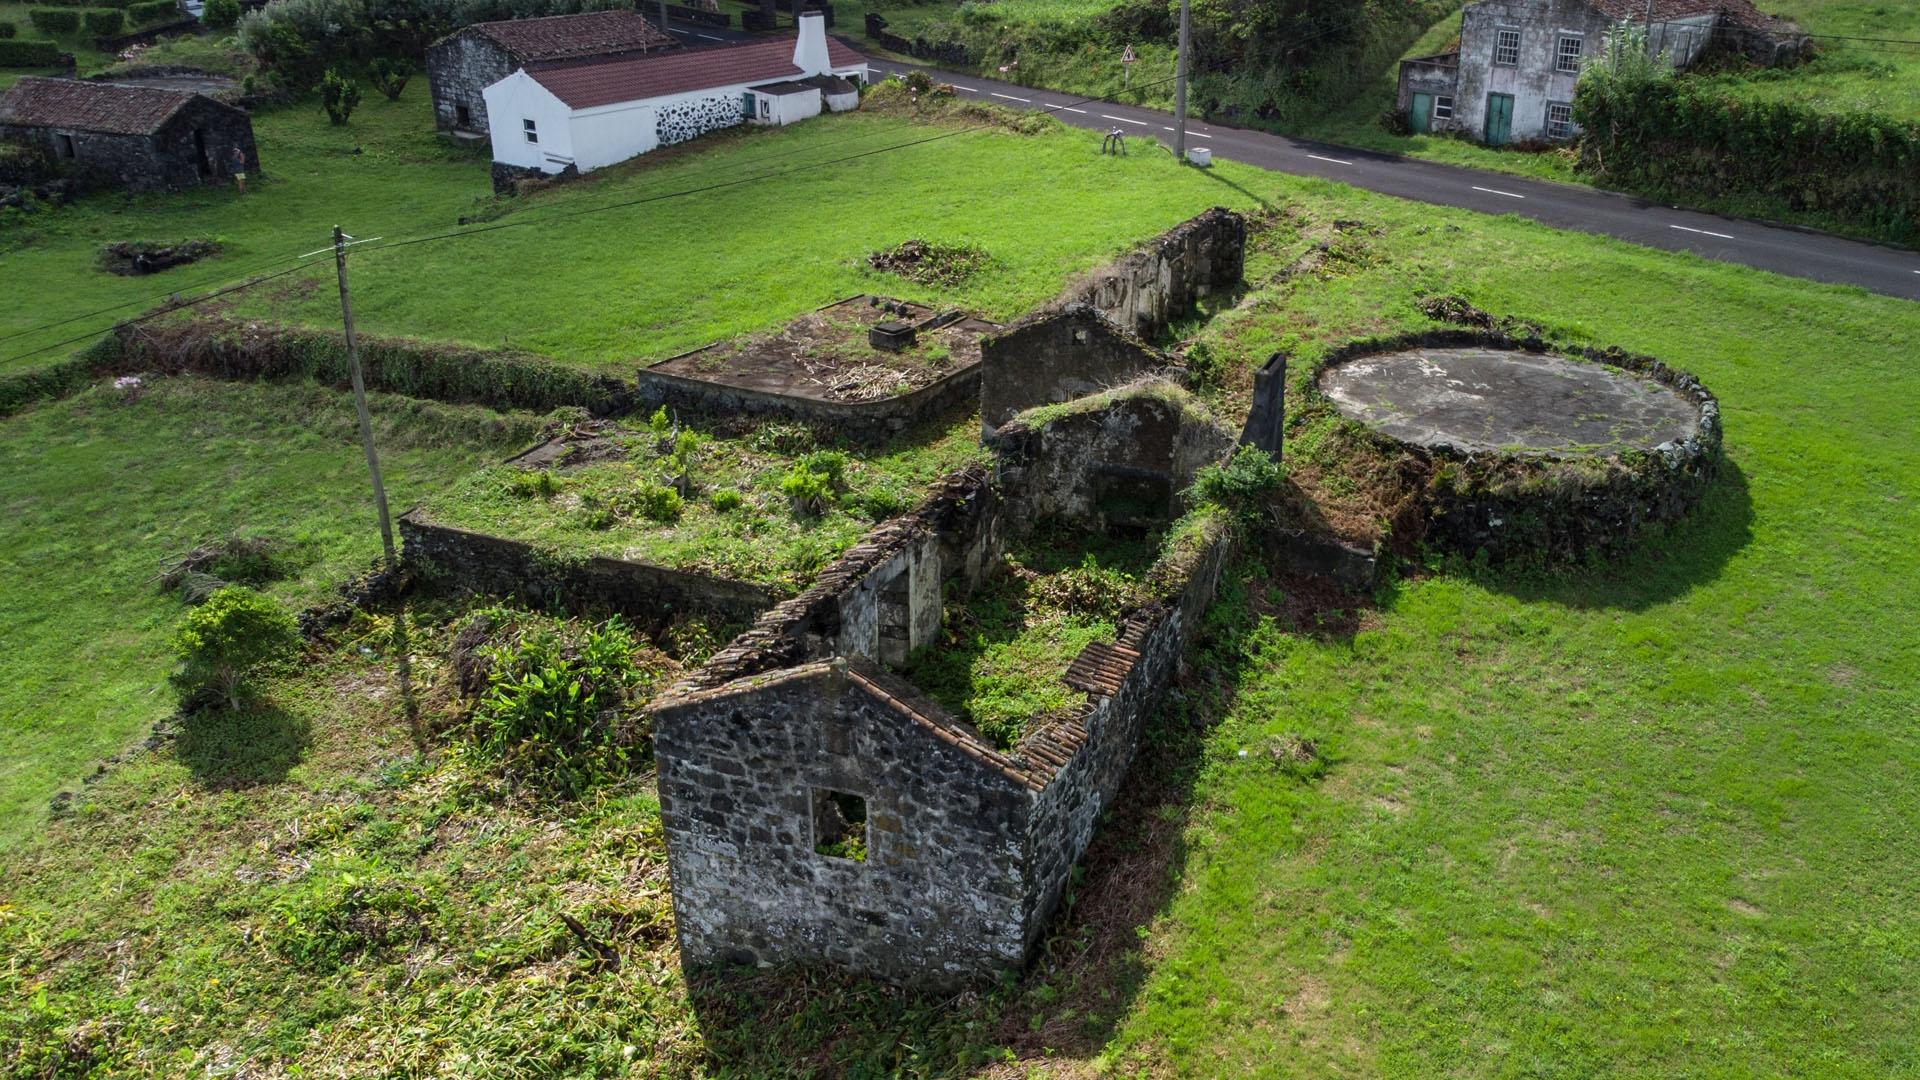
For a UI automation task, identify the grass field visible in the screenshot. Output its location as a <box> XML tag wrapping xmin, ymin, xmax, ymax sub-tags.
<box><xmin>1</xmin><ymin>98</ymin><xmax>1915</xmax><ymax>1073</ymax></box>
<box><xmin>1</xmin><ymin>86</ymin><xmax>1258</xmax><ymax>376</ymax></box>
<box><xmin>0</xmin><ymin>377</ymin><xmax>535</xmax><ymax>849</ymax></box>
<box><xmin>1693</xmin><ymin>0</ymin><xmax>1920</xmax><ymax>117</ymax></box>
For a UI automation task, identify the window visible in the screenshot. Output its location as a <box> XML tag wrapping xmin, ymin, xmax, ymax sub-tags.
<box><xmin>1432</xmin><ymin>95</ymin><xmax>1454</xmax><ymax>121</ymax></box>
<box><xmin>1546</xmin><ymin>101</ymin><xmax>1574</xmax><ymax>140</ymax></box>
<box><xmin>812</xmin><ymin>788</ymin><xmax>869</xmax><ymax>862</ymax></box>
<box><xmin>522</xmin><ymin>118</ymin><xmax>538</xmax><ymax>144</ymax></box>
<box><xmin>1556</xmin><ymin>35</ymin><xmax>1584</xmax><ymax>73</ymax></box>
<box><xmin>56</xmin><ymin>133</ymin><xmax>75</xmax><ymax>159</ymax></box>
<box><xmin>455</xmin><ymin>103</ymin><xmax>472</xmax><ymax>129</ymax></box>
<box><xmin>758</xmin><ymin>97</ymin><xmax>771</xmax><ymax>120</ymax></box>
<box><xmin>1494</xmin><ymin>28</ymin><xmax>1521</xmax><ymax>66</ymax></box>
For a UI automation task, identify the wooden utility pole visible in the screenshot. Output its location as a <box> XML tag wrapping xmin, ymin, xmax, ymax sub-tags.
<box><xmin>1174</xmin><ymin>0</ymin><xmax>1190</xmax><ymax>160</ymax></box>
<box><xmin>333</xmin><ymin>225</ymin><xmax>396</xmax><ymax>563</ymax></box>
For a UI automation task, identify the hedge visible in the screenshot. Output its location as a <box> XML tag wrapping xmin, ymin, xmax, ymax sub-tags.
<box><xmin>0</xmin><ymin>21</ymin><xmax>16</xmax><ymax>37</ymax></box>
<box><xmin>27</xmin><ymin>8</ymin><xmax>81</xmax><ymax>33</ymax></box>
<box><xmin>34</xmin><ymin>0</ymin><xmax>133</xmax><ymax>7</ymax></box>
<box><xmin>1574</xmin><ymin>75</ymin><xmax>1920</xmax><ymax>246</ymax></box>
<box><xmin>0</xmin><ymin>37</ymin><xmax>65</xmax><ymax>65</ymax></box>
<box><xmin>128</xmin><ymin>0</ymin><xmax>176</xmax><ymax>24</ymax></box>
<box><xmin>83</xmin><ymin>8</ymin><xmax>124</xmax><ymax>34</ymax></box>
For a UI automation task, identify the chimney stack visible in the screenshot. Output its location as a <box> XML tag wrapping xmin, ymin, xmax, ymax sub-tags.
<box><xmin>794</xmin><ymin>9</ymin><xmax>830</xmax><ymax>74</ymax></box>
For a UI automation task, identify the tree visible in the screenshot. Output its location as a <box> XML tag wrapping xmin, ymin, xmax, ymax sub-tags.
<box><xmin>172</xmin><ymin>586</ymin><xmax>301</xmax><ymax>712</ymax></box>
<box><xmin>320</xmin><ymin>66</ymin><xmax>363</xmax><ymax>124</ymax></box>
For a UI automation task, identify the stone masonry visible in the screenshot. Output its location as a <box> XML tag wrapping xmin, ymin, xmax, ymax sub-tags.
<box><xmin>650</xmin><ymin>390</ymin><xmax>1235</xmax><ymax>989</ymax></box>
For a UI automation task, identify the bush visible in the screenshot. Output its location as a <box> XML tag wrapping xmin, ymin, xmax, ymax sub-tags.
<box><xmin>779</xmin><ymin>462</ymin><xmax>836</xmax><ymax>516</ymax></box>
<box><xmin>470</xmin><ymin>616</ymin><xmax>650</xmax><ymax>797</ymax></box>
<box><xmin>127</xmin><ymin>0</ymin><xmax>177</xmax><ymax>23</ymax></box>
<box><xmin>83</xmin><ymin>9</ymin><xmax>124</xmax><ymax>35</ymax></box>
<box><xmin>0</xmin><ymin>21</ymin><xmax>16</xmax><ymax>38</ymax></box>
<box><xmin>623</xmin><ymin>482</ymin><xmax>683</xmax><ymax>523</ymax></box>
<box><xmin>369</xmin><ymin>55</ymin><xmax>408</xmax><ymax>100</ymax></box>
<box><xmin>0</xmin><ymin>38</ymin><xmax>61</xmax><ymax>65</ymax></box>
<box><xmin>201</xmin><ymin>0</ymin><xmax>237</xmax><ymax>27</ymax></box>
<box><xmin>710</xmin><ymin>488</ymin><xmax>744</xmax><ymax>513</ymax></box>
<box><xmin>1190</xmin><ymin>445</ymin><xmax>1283</xmax><ymax>521</ymax></box>
<box><xmin>170</xmin><ymin>585</ymin><xmax>301</xmax><ymax>712</ymax></box>
<box><xmin>28</xmin><ymin>9</ymin><xmax>80</xmax><ymax>34</ymax></box>
<box><xmin>318</xmin><ymin>65</ymin><xmax>360</xmax><ymax>124</ymax></box>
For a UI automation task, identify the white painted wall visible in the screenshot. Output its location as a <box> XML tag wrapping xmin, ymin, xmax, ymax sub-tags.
<box><xmin>483</xmin><ymin>70</ymin><xmax>577</xmax><ymax>173</ymax></box>
<box><xmin>752</xmin><ymin>89</ymin><xmax>822</xmax><ymax>126</ymax></box>
<box><xmin>571</xmin><ymin>100</ymin><xmax>659</xmax><ymax>170</ymax></box>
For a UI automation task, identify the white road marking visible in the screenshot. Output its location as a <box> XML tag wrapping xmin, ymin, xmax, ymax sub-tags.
<box><xmin>1190</xmin><ymin>130</ymin><xmax>1213</xmax><ymax>138</ymax></box>
<box><xmin>992</xmin><ymin>92</ymin><xmax>1031</xmax><ymax>102</ymax></box>
<box><xmin>1103</xmin><ymin>114</ymin><xmax>1149</xmax><ymax>126</ymax></box>
<box><xmin>1307</xmin><ymin>153</ymin><xmax>1353</xmax><ymax>165</ymax></box>
<box><xmin>695</xmin><ymin>32</ymin><xmax>724</xmax><ymax>40</ymax></box>
<box><xmin>1059</xmin><ymin>106</ymin><xmax>1087</xmax><ymax>114</ymax></box>
<box><xmin>1472</xmin><ymin>185</ymin><xmax>1526</xmax><ymax>199</ymax></box>
<box><xmin>1670</xmin><ymin>224</ymin><xmax>1735</xmax><ymax>239</ymax></box>
<box><xmin>951</xmin><ymin>83</ymin><xmax>978</xmax><ymax>92</ymax></box>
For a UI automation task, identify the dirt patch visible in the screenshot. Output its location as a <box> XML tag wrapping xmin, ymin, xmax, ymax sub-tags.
<box><xmin>99</xmin><ymin>239</ymin><xmax>221</xmax><ymax>276</ymax></box>
<box><xmin>867</xmin><ymin>239</ymin><xmax>990</xmax><ymax>287</ymax></box>
<box><xmin>650</xmin><ymin>295</ymin><xmax>999</xmax><ymax>403</ymax></box>
<box><xmin>508</xmin><ymin>419</ymin><xmax>630</xmax><ymax>471</ymax></box>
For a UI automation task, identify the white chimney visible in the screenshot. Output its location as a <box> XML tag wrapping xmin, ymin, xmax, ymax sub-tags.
<box><xmin>794</xmin><ymin>10</ymin><xmax>830</xmax><ymax>74</ymax></box>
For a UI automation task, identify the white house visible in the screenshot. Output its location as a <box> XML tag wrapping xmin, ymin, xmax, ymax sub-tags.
<box><xmin>485</xmin><ymin>11</ymin><xmax>867</xmax><ymax>185</ymax></box>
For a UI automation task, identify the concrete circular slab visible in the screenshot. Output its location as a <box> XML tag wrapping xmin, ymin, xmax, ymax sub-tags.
<box><xmin>1318</xmin><ymin>346</ymin><xmax>1701</xmax><ymax>454</ymax></box>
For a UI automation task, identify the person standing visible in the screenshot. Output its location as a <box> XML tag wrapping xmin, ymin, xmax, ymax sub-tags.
<box><xmin>230</xmin><ymin>145</ymin><xmax>247</xmax><ymax>195</ymax></box>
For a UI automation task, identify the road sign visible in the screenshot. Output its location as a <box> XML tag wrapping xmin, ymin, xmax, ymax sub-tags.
<box><xmin>1122</xmin><ymin>44</ymin><xmax>1136</xmax><ymax>63</ymax></box>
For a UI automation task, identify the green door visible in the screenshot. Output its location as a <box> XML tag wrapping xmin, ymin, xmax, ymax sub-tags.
<box><xmin>1484</xmin><ymin>93</ymin><xmax>1514</xmax><ymax>146</ymax></box>
<box><xmin>1410</xmin><ymin>92</ymin><xmax>1432</xmax><ymax>134</ymax></box>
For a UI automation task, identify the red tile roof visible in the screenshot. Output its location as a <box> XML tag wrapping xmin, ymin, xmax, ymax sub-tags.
<box><xmin>470</xmin><ymin>10</ymin><xmax>676</xmax><ymax>62</ymax></box>
<box><xmin>527</xmin><ymin>34</ymin><xmax>866</xmax><ymax>110</ymax></box>
<box><xmin>0</xmin><ymin>77</ymin><xmax>212</xmax><ymax>135</ymax></box>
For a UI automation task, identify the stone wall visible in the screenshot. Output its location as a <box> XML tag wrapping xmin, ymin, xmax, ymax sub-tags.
<box><xmin>977</xmin><ymin>303</ymin><xmax>1166</xmax><ymax>435</ymax></box>
<box><xmin>989</xmin><ymin>381</ymin><xmax>1235</xmax><ymax>530</ymax></box>
<box><xmin>657</xmin><ymin>92</ymin><xmax>745</xmax><ymax>148</ymax></box>
<box><xmin>636</xmin><ymin>358</ymin><xmax>983</xmax><ymax>445</ymax></box>
<box><xmin>5</xmin><ymin>96</ymin><xmax>255</xmax><ymax>193</ymax></box>
<box><xmin>1057</xmin><ymin>206</ymin><xmax>1245</xmax><ymax>339</ymax></box>
<box><xmin>398</xmin><ymin>512</ymin><xmax>775</xmax><ymax>626</ymax></box>
<box><xmin>651</xmin><ymin>399</ymin><xmax>1239</xmax><ymax>989</ymax></box>
<box><xmin>427</xmin><ymin>32</ymin><xmax>512</xmax><ymax>135</ymax></box>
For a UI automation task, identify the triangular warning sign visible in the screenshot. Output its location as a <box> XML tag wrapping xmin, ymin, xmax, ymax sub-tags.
<box><xmin>1122</xmin><ymin>44</ymin><xmax>1136</xmax><ymax>63</ymax></box>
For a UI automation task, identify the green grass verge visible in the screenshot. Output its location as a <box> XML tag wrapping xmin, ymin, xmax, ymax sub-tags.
<box><xmin>2</xmin><ymin>86</ymin><xmax>1270</xmax><ymax>377</ymax></box>
<box><xmin>0</xmin><ymin>375</ymin><xmax>537</xmax><ymax>848</ymax></box>
<box><xmin>1693</xmin><ymin>0</ymin><xmax>1920</xmax><ymax>118</ymax></box>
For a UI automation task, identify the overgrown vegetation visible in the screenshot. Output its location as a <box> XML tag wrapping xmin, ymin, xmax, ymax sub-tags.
<box><xmin>170</xmin><ymin>585</ymin><xmax>302</xmax><ymax>711</ymax></box>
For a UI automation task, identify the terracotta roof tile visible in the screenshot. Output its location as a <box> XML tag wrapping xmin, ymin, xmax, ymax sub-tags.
<box><xmin>471</xmin><ymin>10</ymin><xmax>676</xmax><ymax>62</ymax></box>
<box><xmin>528</xmin><ymin>34</ymin><xmax>866</xmax><ymax>110</ymax></box>
<box><xmin>1586</xmin><ymin>0</ymin><xmax>1786</xmax><ymax>32</ymax></box>
<box><xmin>0</xmin><ymin>77</ymin><xmax>209</xmax><ymax>136</ymax></box>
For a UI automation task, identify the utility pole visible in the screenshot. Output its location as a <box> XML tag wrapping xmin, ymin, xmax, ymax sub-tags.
<box><xmin>1174</xmin><ymin>0</ymin><xmax>1190</xmax><ymax>161</ymax></box>
<box><xmin>1643</xmin><ymin>0</ymin><xmax>1657</xmax><ymax>57</ymax></box>
<box><xmin>333</xmin><ymin>225</ymin><xmax>422</xmax><ymax>749</ymax></box>
<box><xmin>333</xmin><ymin>225</ymin><xmax>396</xmax><ymax>563</ymax></box>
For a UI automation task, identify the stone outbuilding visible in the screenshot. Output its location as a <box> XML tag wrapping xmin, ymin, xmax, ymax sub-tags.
<box><xmin>427</xmin><ymin>10</ymin><xmax>678</xmax><ymax>139</ymax></box>
<box><xmin>0</xmin><ymin>77</ymin><xmax>257</xmax><ymax>192</ymax></box>
<box><xmin>1396</xmin><ymin>0</ymin><xmax>1802</xmax><ymax>144</ymax></box>
<box><xmin>977</xmin><ymin>304</ymin><xmax>1168</xmax><ymax>435</ymax></box>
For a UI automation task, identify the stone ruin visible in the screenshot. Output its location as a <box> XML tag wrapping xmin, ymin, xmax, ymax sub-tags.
<box><xmin>648</xmin><ymin>382</ymin><xmax>1235</xmax><ymax>988</ymax></box>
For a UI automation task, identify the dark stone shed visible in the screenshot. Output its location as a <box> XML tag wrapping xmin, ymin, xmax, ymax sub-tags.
<box><xmin>0</xmin><ymin>77</ymin><xmax>257</xmax><ymax>193</ymax></box>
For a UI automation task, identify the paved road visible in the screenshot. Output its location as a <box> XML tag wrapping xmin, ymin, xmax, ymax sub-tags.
<box><xmin>666</xmin><ymin>17</ymin><xmax>1920</xmax><ymax>301</ymax></box>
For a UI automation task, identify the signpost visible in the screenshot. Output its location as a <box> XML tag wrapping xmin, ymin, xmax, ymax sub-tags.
<box><xmin>1122</xmin><ymin>43</ymin><xmax>1135</xmax><ymax>86</ymax></box>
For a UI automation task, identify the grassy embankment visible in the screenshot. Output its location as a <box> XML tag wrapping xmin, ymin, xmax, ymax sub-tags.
<box><xmin>0</xmin><ymin>85</ymin><xmax>1252</xmax><ymax>376</ymax></box>
<box><xmin>2</xmin><ymin>103</ymin><xmax>1915</xmax><ymax>1076</ymax></box>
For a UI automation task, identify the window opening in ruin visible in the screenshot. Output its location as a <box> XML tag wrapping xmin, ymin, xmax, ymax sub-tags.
<box><xmin>456</xmin><ymin>103</ymin><xmax>472</xmax><ymax>129</ymax></box>
<box><xmin>812</xmin><ymin>788</ymin><xmax>869</xmax><ymax>861</ymax></box>
<box><xmin>1494</xmin><ymin>28</ymin><xmax>1521</xmax><ymax>66</ymax></box>
<box><xmin>56</xmin><ymin>133</ymin><xmax>75</xmax><ymax>159</ymax></box>
<box><xmin>192</xmin><ymin>128</ymin><xmax>211</xmax><ymax>177</ymax></box>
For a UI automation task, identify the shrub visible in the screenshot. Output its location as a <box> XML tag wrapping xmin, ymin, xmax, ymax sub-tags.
<box><xmin>710</xmin><ymin>488</ymin><xmax>744</xmax><ymax>513</ymax></box>
<box><xmin>83</xmin><ymin>9</ymin><xmax>124</xmax><ymax>34</ymax></box>
<box><xmin>779</xmin><ymin>462</ymin><xmax>836</xmax><ymax>516</ymax></box>
<box><xmin>1190</xmin><ymin>445</ymin><xmax>1283</xmax><ymax>521</ymax></box>
<box><xmin>318</xmin><ymin>65</ymin><xmax>360</xmax><ymax>124</ymax></box>
<box><xmin>128</xmin><ymin>0</ymin><xmax>178</xmax><ymax>23</ymax></box>
<box><xmin>502</xmin><ymin>468</ymin><xmax>559</xmax><ymax>499</ymax></box>
<box><xmin>201</xmin><ymin>0</ymin><xmax>237</xmax><ymax>27</ymax></box>
<box><xmin>170</xmin><ymin>585</ymin><xmax>301</xmax><ymax>712</ymax></box>
<box><xmin>470</xmin><ymin>616</ymin><xmax>650</xmax><ymax>797</ymax></box>
<box><xmin>369</xmin><ymin>56</ymin><xmax>408</xmax><ymax>100</ymax></box>
<box><xmin>0</xmin><ymin>21</ymin><xmax>16</xmax><ymax>37</ymax></box>
<box><xmin>28</xmin><ymin>9</ymin><xmax>80</xmax><ymax>34</ymax></box>
<box><xmin>623</xmin><ymin>482</ymin><xmax>683</xmax><ymax>523</ymax></box>
<box><xmin>0</xmin><ymin>38</ymin><xmax>62</xmax><ymax>65</ymax></box>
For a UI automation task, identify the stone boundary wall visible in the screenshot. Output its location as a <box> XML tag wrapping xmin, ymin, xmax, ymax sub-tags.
<box><xmin>1057</xmin><ymin>207</ymin><xmax>1246</xmax><ymax>339</ymax></box>
<box><xmin>864</xmin><ymin>15</ymin><xmax>971</xmax><ymax>67</ymax></box>
<box><xmin>635</xmin><ymin>359</ymin><xmax>983</xmax><ymax>444</ymax></box>
<box><xmin>1313</xmin><ymin>329</ymin><xmax>1723</xmax><ymax>563</ymax></box>
<box><xmin>398</xmin><ymin>511</ymin><xmax>775</xmax><ymax>625</ymax></box>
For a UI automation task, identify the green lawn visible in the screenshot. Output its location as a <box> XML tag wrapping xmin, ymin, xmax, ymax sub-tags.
<box><xmin>0</xmin><ymin>376</ymin><xmax>535</xmax><ymax>848</ymax></box>
<box><xmin>2</xmin><ymin>87</ymin><xmax>1265</xmax><ymax>376</ymax></box>
<box><xmin>1</xmin><ymin>101</ymin><xmax>1918</xmax><ymax>1077</ymax></box>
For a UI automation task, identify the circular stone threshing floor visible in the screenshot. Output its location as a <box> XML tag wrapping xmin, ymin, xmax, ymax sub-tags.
<box><xmin>1318</xmin><ymin>347</ymin><xmax>1700</xmax><ymax>454</ymax></box>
